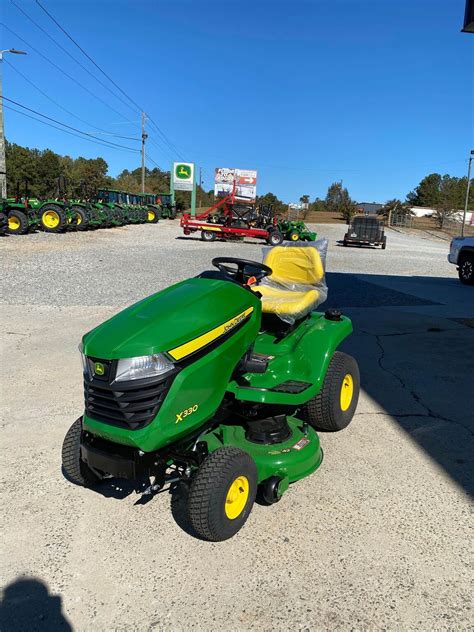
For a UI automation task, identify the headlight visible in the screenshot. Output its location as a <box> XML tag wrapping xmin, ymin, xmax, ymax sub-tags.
<box><xmin>115</xmin><ymin>354</ymin><xmax>174</xmax><ymax>382</ymax></box>
<box><xmin>78</xmin><ymin>342</ymin><xmax>89</xmax><ymax>377</ymax></box>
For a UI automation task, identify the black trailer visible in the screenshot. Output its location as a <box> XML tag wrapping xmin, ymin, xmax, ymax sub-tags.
<box><xmin>343</xmin><ymin>216</ymin><xmax>387</xmax><ymax>249</ymax></box>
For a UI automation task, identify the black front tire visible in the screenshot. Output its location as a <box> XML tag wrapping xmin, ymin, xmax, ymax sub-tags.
<box><xmin>201</xmin><ymin>230</ymin><xmax>217</xmax><ymax>242</ymax></box>
<box><xmin>267</xmin><ymin>229</ymin><xmax>283</xmax><ymax>246</ymax></box>
<box><xmin>7</xmin><ymin>210</ymin><xmax>29</xmax><ymax>235</ymax></box>
<box><xmin>187</xmin><ymin>447</ymin><xmax>257</xmax><ymax>541</ymax></box>
<box><xmin>458</xmin><ymin>253</ymin><xmax>474</xmax><ymax>285</ymax></box>
<box><xmin>62</xmin><ymin>418</ymin><xmax>101</xmax><ymax>487</ymax></box>
<box><xmin>300</xmin><ymin>351</ymin><xmax>360</xmax><ymax>431</ymax></box>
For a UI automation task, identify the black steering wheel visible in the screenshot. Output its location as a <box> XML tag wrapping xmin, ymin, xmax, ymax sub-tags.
<box><xmin>212</xmin><ymin>257</ymin><xmax>272</xmax><ymax>284</ymax></box>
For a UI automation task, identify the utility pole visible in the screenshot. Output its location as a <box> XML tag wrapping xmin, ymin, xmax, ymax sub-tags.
<box><xmin>461</xmin><ymin>150</ymin><xmax>474</xmax><ymax>237</ymax></box>
<box><xmin>198</xmin><ymin>167</ymin><xmax>202</xmax><ymax>208</ymax></box>
<box><xmin>141</xmin><ymin>112</ymin><xmax>148</xmax><ymax>193</ymax></box>
<box><xmin>0</xmin><ymin>48</ymin><xmax>27</xmax><ymax>199</ymax></box>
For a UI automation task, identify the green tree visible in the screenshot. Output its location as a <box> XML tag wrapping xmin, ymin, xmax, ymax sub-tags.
<box><xmin>325</xmin><ymin>181</ymin><xmax>357</xmax><ymax>222</ymax></box>
<box><xmin>406</xmin><ymin>173</ymin><xmax>442</xmax><ymax>207</ymax></box>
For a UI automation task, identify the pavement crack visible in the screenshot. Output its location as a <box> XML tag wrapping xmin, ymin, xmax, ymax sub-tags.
<box><xmin>370</xmin><ymin>334</ymin><xmax>474</xmax><ymax>437</ymax></box>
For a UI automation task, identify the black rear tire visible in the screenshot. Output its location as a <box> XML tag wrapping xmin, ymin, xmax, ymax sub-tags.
<box><xmin>0</xmin><ymin>211</ymin><xmax>7</xmax><ymax>235</ymax></box>
<box><xmin>62</xmin><ymin>418</ymin><xmax>101</xmax><ymax>487</ymax></box>
<box><xmin>70</xmin><ymin>205</ymin><xmax>89</xmax><ymax>231</ymax></box>
<box><xmin>300</xmin><ymin>351</ymin><xmax>360</xmax><ymax>431</ymax></box>
<box><xmin>458</xmin><ymin>253</ymin><xmax>474</xmax><ymax>285</ymax></box>
<box><xmin>40</xmin><ymin>204</ymin><xmax>67</xmax><ymax>233</ymax></box>
<box><xmin>7</xmin><ymin>210</ymin><xmax>29</xmax><ymax>235</ymax></box>
<box><xmin>187</xmin><ymin>447</ymin><xmax>257</xmax><ymax>541</ymax></box>
<box><xmin>382</xmin><ymin>236</ymin><xmax>387</xmax><ymax>249</ymax></box>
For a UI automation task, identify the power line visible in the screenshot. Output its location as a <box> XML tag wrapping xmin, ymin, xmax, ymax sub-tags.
<box><xmin>4</xmin><ymin>59</ymin><xmax>139</xmax><ymax>141</ymax></box>
<box><xmin>1</xmin><ymin>23</ymin><xmax>135</xmax><ymax>123</ymax></box>
<box><xmin>2</xmin><ymin>96</ymin><xmax>140</xmax><ymax>152</ymax></box>
<box><xmin>3</xmin><ymin>104</ymin><xmax>139</xmax><ymax>153</ymax></box>
<box><xmin>35</xmin><ymin>0</ymin><xmax>143</xmax><ymax>114</ymax></box>
<box><xmin>147</xmin><ymin>115</ymin><xmax>185</xmax><ymax>160</ymax></box>
<box><xmin>9</xmin><ymin>0</ymin><xmax>138</xmax><ymax>118</ymax></box>
<box><xmin>33</xmin><ymin>0</ymin><xmax>187</xmax><ymax>160</ymax></box>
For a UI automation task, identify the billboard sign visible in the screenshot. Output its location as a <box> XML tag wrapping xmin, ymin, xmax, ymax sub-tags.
<box><xmin>214</xmin><ymin>167</ymin><xmax>258</xmax><ymax>202</ymax></box>
<box><xmin>173</xmin><ymin>162</ymin><xmax>195</xmax><ymax>191</ymax></box>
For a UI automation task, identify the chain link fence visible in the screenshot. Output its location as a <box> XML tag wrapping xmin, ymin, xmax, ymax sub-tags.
<box><xmin>389</xmin><ymin>211</ymin><xmax>413</xmax><ymax>228</ymax></box>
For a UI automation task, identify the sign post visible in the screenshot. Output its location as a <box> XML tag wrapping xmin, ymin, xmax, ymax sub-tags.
<box><xmin>172</xmin><ymin>162</ymin><xmax>196</xmax><ymax>217</ymax></box>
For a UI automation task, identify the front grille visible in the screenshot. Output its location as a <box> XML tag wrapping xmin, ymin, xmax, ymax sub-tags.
<box><xmin>84</xmin><ymin>373</ymin><xmax>174</xmax><ymax>430</ymax></box>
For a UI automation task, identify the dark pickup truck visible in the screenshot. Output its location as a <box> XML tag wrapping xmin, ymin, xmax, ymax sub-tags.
<box><xmin>344</xmin><ymin>216</ymin><xmax>387</xmax><ymax>249</ymax></box>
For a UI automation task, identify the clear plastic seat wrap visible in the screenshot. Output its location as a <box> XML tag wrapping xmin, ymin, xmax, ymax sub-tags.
<box><xmin>255</xmin><ymin>241</ymin><xmax>328</xmax><ymax>324</ymax></box>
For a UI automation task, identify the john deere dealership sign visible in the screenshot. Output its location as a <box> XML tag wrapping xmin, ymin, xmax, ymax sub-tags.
<box><xmin>173</xmin><ymin>162</ymin><xmax>195</xmax><ymax>191</ymax></box>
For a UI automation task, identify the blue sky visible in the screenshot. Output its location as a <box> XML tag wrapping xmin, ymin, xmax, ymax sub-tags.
<box><xmin>1</xmin><ymin>0</ymin><xmax>473</xmax><ymax>203</ymax></box>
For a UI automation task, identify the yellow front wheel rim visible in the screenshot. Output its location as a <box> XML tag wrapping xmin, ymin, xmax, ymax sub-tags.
<box><xmin>43</xmin><ymin>210</ymin><xmax>60</xmax><ymax>228</ymax></box>
<box><xmin>340</xmin><ymin>373</ymin><xmax>354</xmax><ymax>411</ymax></box>
<box><xmin>8</xmin><ymin>215</ymin><xmax>20</xmax><ymax>230</ymax></box>
<box><xmin>148</xmin><ymin>210</ymin><xmax>155</xmax><ymax>222</ymax></box>
<box><xmin>291</xmin><ymin>233</ymin><xmax>299</xmax><ymax>241</ymax></box>
<box><xmin>225</xmin><ymin>476</ymin><xmax>249</xmax><ymax>519</ymax></box>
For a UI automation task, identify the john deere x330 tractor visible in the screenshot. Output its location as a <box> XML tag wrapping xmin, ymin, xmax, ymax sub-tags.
<box><xmin>63</xmin><ymin>244</ymin><xmax>359</xmax><ymax>541</ymax></box>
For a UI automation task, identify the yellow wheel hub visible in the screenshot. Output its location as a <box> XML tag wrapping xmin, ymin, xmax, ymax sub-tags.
<box><xmin>8</xmin><ymin>215</ymin><xmax>20</xmax><ymax>231</ymax></box>
<box><xmin>76</xmin><ymin>213</ymin><xmax>82</xmax><ymax>225</ymax></box>
<box><xmin>291</xmin><ymin>233</ymin><xmax>299</xmax><ymax>241</ymax></box>
<box><xmin>225</xmin><ymin>476</ymin><xmax>249</xmax><ymax>520</ymax></box>
<box><xmin>148</xmin><ymin>210</ymin><xmax>155</xmax><ymax>222</ymax></box>
<box><xmin>340</xmin><ymin>373</ymin><xmax>354</xmax><ymax>411</ymax></box>
<box><xmin>42</xmin><ymin>210</ymin><xmax>60</xmax><ymax>229</ymax></box>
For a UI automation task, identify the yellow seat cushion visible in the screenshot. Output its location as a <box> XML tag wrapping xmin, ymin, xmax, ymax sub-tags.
<box><xmin>256</xmin><ymin>284</ymin><xmax>320</xmax><ymax>317</ymax></box>
<box><xmin>264</xmin><ymin>246</ymin><xmax>324</xmax><ymax>285</ymax></box>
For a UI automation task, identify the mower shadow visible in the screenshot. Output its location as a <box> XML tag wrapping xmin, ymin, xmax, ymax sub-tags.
<box><xmin>321</xmin><ymin>271</ymin><xmax>474</xmax><ymax>497</ymax></box>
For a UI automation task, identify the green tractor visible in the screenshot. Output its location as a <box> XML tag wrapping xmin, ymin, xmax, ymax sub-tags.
<box><xmin>5</xmin><ymin>181</ymin><xmax>41</xmax><ymax>235</ymax></box>
<box><xmin>95</xmin><ymin>189</ymin><xmax>128</xmax><ymax>227</ymax></box>
<box><xmin>62</xmin><ymin>245</ymin><xmax>360</xmax><ymax>541</ymax></box>
<box><xmin>156</xmin><ymin>192</ymin><xmax>177</xmax><ymax>219</ymax></box>
<box><xmin>34</xmin><ymin>176</ymin><xmax>79</xmax><ymax>233</ymax></box>
<box><xmin>278</xmin><ymin>219</ymin><xmax>317</xmax><ymax>242</ymax></box>
<box><xmin>66</xmin><ymin>181</ymin><xmax>107</xmax><ymax>231</ymax></box>
<box><xmin>128</xmin><ymin>193</ymin><xmax>148</xmax><ymax>224</ymax></box>
<box><xmin>142</xmin><ymin>193</ymin><xmax>160</xmax><ymax>223</ymax></box>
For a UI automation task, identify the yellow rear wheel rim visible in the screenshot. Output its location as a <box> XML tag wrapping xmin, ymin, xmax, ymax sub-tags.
<box><xmin>148</xmin><ymin>210</ymin><xmax>155</xmax><ymax>221</ymax></box>
<box><xmin>8</xmin><ymin>215</ymin><xmax>20</xmax><ymax>230</ymax></box>
<box><xmin>43</xmin><ymin>210</ymin><xmax>60</xmax><ymax>228</ymax></box>
<box><xmin>340</xmin><ymin>373</ymin><xmax>354</xmax><ymax>411</ymax></box>
<box><xmin>225</xmin><ymin>476</ymin><xmax>249</xmax><ymax>520</ymax></box>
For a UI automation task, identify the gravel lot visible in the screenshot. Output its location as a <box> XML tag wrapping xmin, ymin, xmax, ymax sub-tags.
<box><xmin>1</xmin><ymin>222</ymin><xmax>472</xmax><ymax>631</ymax></box>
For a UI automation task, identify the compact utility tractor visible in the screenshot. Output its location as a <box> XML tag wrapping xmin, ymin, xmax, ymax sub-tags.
<box><xmin>35</xmin><ymin>177</ymin><xmax>77</xmax><ymax>233</ymax></box>
<box><xmin>278</xmin><ymin>219</ymin><xmax>317</xmax><ymax>242</ymax></box>
<box><xmin>63</xmin><ymin>244</ymin><xmax>360</xmax><ymax>541</ymax></box>
<box><xmin>5</xmin><ymin>181</ymin><xmax>41</xmax><ymax>235</ymax></box>
<box><xmin>0</xmin><ymin>201</ymin><xmax>8</xmax><ymax>235</ymax></box>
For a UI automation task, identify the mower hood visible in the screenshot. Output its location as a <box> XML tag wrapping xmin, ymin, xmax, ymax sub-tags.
<box><xmin>82</xmin><ymin>277</ymin><xmax>260</xmax><ymax>360</ymax></box>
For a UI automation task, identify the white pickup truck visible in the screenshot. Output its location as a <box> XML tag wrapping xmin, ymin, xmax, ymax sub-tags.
<box><xmin>448</xmin><ymin>236</ymin><xmax>474</xmax><ymax>285</ymax></box>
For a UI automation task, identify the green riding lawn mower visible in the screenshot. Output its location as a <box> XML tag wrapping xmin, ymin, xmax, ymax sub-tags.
<box><xmin>63</xmin><ymin>244</ymin><xmax>360</xmax><ymax>541</ymax></box>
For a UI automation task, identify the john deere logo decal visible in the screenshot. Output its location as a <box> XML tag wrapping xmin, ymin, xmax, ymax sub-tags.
<box><xmin>176</xmin><ymin>164</ymin><xmax>191</xmax><ymax>179</ymax></box>
<box><xmin>94</xmin><ymin>362</ymin><xmax>105</xmax><ymax>376</ymax></box>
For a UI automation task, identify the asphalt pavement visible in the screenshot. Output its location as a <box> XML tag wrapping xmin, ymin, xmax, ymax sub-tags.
<box><xmin>1</xmin><ymin>222</ymin><xmax>472</xmax><ymax>631</ymax></box>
